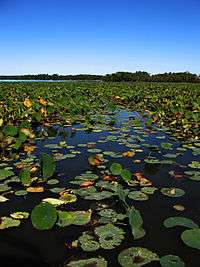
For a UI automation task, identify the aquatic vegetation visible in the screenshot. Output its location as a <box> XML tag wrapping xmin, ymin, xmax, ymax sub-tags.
<box><xmin>160</xmin><ymin>255</ymin><xmax>185</xmax><ymax>267</ymax></box>
<box><xmin>31</xmin><ymin>203</ymin><xmax>57</xmax><ymax>230</ymax></box>
<box><xmin>0</xmin><ymin>82</ymin><xmax>199</xmax><ymax>266</ymax></box>
<box><xmin>181</xmin><ymin>229</ymin><xmax>200</xmax><ymax>249</ymax></box>
<box><xmin>118</xmin><ymin>247</ymin><xmax>159</xmax><ymax>266</ymax></box>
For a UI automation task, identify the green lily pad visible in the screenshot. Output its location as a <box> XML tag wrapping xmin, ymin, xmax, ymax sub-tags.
<box><xmin>47</xmin><ymin>179</ymin><xmax>60</xmax><ymax>185</ymax></box>
<box><xmin>59</xmin><ymin>193</ymin><xmax>77</xmax><ymax>203</ymax></box>
<box><xmin>95</xmin><ymin>224</ymin><xmax>125</xmax><ymax>249</ymax></box>
<box><xmin>84</xmin><ymin>191</ymin><xmax>114</xmax><ymax>200</ymax></box>
<box><xmin>66</xmin><ymin>257</ymin><xmax>107</xmax><ymax>267</ymax></box>
<box><xmin>41</xmin><ymin>153</ymin><xmax>55</xmax><ymax>180</ymax></box>
<box><xmin>164</xmin><ymin>217</ymin><xmax>198</xmax><ymax>229</ymax></box>
<box><xmin>141</xmin><ymin>187</ymin><xmax>157</xmax><ymax>195</ymax></box>
<box><xmin>49</xmin><ymin>187</ymin><xmax>65</xmax><ymax>193</ymax></box>
<box><xmin>160</xmin><ymin>255</ymin><xmax>185</xmax><ymax>267</ymax></box>
<box><xmin>79</xmin><ymin>232</ymin><xmax>100</xmax><ymax>251</ymax></box>
<box><xmin>188</xmin><ymin>161</ymin><xmax>200</xmax><ymax>169</ymax></box>
<box><xmin>31</xmin><ymin>203</ymin><xmax>57</xmax><ymax>230</ymax></box>
<box><xmin>0</xmin><ymin>217</ymin><xmax>21</xmax><ymax>229</ymax></box>
<box><xmin>161</xmin><ymin>188</ymin><xmax>185</xmax><ymax>198</ymax></box>
<box><xmin>110</xmin><ymin>163</ymin><xmax>123</xmax><ymax>175</ymax></box>
<box><xmin>99</xmin><ymin>209</ymin><xmax>126</xmax><ymax>224</ymax></box>
<box><xmin>57</xmin><ymin>210</ymin><xmax>91</xmax><ymax>227</ymax></box>
<box><xmin>118</xmin><ymin>247</ymin><xmax>159</xmax><ymax>266</ymax></box>
<box><xmin>20</xmin><ymin>168</ymin><xmax>31</xmax><ymax>186</ymax></box>
<box><xmin>87</xmin><ymin>148</ymin><xmax>102</xmax><ymax>153</ymax></box>
<box><xmin>128</xmin><ymin>191</ymin><xmax>149</xmax><ymax>201</ymax></box>
<box><xmin>0</xmin><ymin>169</ymin><xmax>14</xmax><ymax>180</ymax></box>
<box><xmin>181</xmin><ymin>228</ymin><xmax>200</xmax><ymax>249</ymax></box>
<box><xmin>128</xmin><ymin>207</ymin><xmax>145</xmax><ymax>240</ymax></box>
<box><xmin>121</xmin><ymin>169</ymin><xmax>132</xmax><ymax>181</ymax></box>
<box><xmin>15</xmin><ymin>190</ymin><xmax>28</xmax><ymax>196</ymax></box>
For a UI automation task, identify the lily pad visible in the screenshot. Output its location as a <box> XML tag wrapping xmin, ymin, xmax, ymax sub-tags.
<box><xmin>47</xmin><ymin>179</ymin><xmax>59</xmax><ymax>185</ymax></box>
<box><xmin>57</xmin><ymin>210</ymin><xmax>91</xmax><ymax>227</ymax></box>
<box><xmin>41</xmin><ymin>153</ymin><xmax>55</xmax><ymax>180</ymax></box>
<box><xmin>31</xmin><ymin>203</ymin><xmax>57</xmax><ymax>230</ymax></box>
<box><xmin>79</xmin><ymin>232</ymin><xmax>100</xmax><ymax>251</ymax></box>
<box><xmin>128</xmin><ymin>191</ymin><xmax>149</xmax><ymax>201</ymax></box>
<box><xmin>161</xmin><ymin>188</ymin><xmax>185</xmax><ymax>198</ymax></box>
<box><xmin>141</xmin><ymin>187</ymin><xmax>157</xmax><ymax>195</ymax></box>
<box><xmin>59</xmin><ymin>193</ymin><xmax>77</xmax><ymax>203</ymax></box>
<box><xmin>95</xmin><ymin>224</ymin><xmax>125</xmax><ymax>249</ymax></box>
<box><xmin>121</xmin><ymin>169</ymin><xmax>132</xmax><ymax>181</ymax></box>
<box><xmin>160</xmin><ymin>255</ymin><xmax>185</xmax><ymax>267</ymax></box>
<box><xmin>110</xmin><ymin>163</ymin><xmax>123</xmax><ymax>175</ymax></box>
<box><xmin>118</xmin><ymin>247</ymin><xmax>159</xmax><ymax>267</ymax></box>
<box><xmin>84</xmin><ymin>191</ymin><xmax>113</xmax><ymax>200</ymax></box>
<box><xmin>0</xmin><ymin>217</ymin><xmax>21</xmax><ymax>229</ymax></box>
<box><xmin>10</xmin><ymin>212</ymin><xmax>29</xmax><ymax>219</ymax></box>
<box><xmin>66</xmin><ymin>257</ymin><xmax>107</xmax><ymax>267</ymax></box>
<box><xmin>42</xmin><ymin>198</ymin><xmax>65</xmax><ymax>206</ymax></box>
<box><xmin>0</xmin><ymin>195</ymin><xmax>9</xmax><ymax>202</ymax></box>
<box><xmin>181</xmin><ymin>228</ymin><xmax>200</xmax><ymax>249</ymax></box>
<box><xmin>0</xmin><ymin>169</ymin><xmax>14</xmax><ymax>181</ymax></box>
<box><xmin>163</xmin><ymin>217</ymin><xmax>198</xmax><ymax>229</ymax></box>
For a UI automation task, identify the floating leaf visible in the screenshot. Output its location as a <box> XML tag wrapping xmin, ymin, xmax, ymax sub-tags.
<box><xmin>128</xmin><ymin>191</ymin><xmax>149</xmax><ymax>201</ymax></box>
<box><xmin>173</xmin><ymin>205</ymin><xmax>185</xmax><ymax>211</ymax></box>
<box><xmin>110</xmin><ymin>163</ymin><xmax>123</xmax><ymax>175</ymax></box>
<box><xmin>79</xmin><ymin>232</ymin><xmax>100</xmax><ymax>251</ymax></box>
<box><xmin>20</xmin><ymin>168</ymin><xmax>31</xmax><ymax>186</ymax></box>
<box><xmin>41</xmin><ymin>153</ymin><xmax>55</xmax><ymax>180</ymax></box>
<box><xmin>47</xmin><ymin>179</ymin><xmax>59</xmax><ymax>185</ymax></box>
<box><xmin>10</xmin><ymin>212</ymin><xmax>29</xmax><ymax>219</ymax></box>
<box><xmin>161</xmin><ymin>188</ymin><xmax>185</xmax><ymax>198</ymax></box>
<box><xmin>27</xmin><ymin>186</ymin><xmax>44</xmax><ymax>193</ymax></box>
<box><xmin>31</xmin><ymin>203</ymin><xmax>57</xmax><ymax>230</ymax></box>
<box><xmin>121</xmin><ymin>169</ymin><xmax>132</xmax><ymax>181</ymax></box>
<box><xmin>118</xmin><ymin>247</ymin><xmax>159</xmax><ymax>267</ymax></box>
<box><xmin>57</xmin><ymin>210</ymin><xmax>91</xmax><ymax>227</ymax></box>
<box><xmin>160</xmin><ymin>255</ymin><xmax>185</xmax><ymax>267</ymax></box>
<box><xmin>59</xmin><ymin>193</ymin><xmax>77</xmax><ymax>203</ymax></box>
<box><xmin>66</xmin><ymin>257</ymin><xmax>107</xmax><ymax>267</ymax></box>
<box><xmin>181</xmin><ymin>229</ymin><xmax>200</xmax><ymax>249</ymax></box>
<box><xmin>42</xmin><ymin>198</ymin><xmax>65</xmax><ymax>206</ymax></box>
<box><xmin>95</xmin><ymin>224</ymin><xmax>125</xmax><ymax>249</ymax></box>
<box><xmin>0</xmin><ymin>169</ymin><xmax>14</xmax><ymax>181</ymax></box>
<box><xmin>84</xmin><ymin>191</ymin><xmax>113</xmax><ymax>200</ymax></box>
<box><xmin>0</xmin><ymin>195</ymin><xmax>9</xmax><ymax>202</ymax></box>
<box><xmin>141</xmin><ymin>187</ymin><xmax>157</xmax><ymax>195</ymax></box>
<box><xmin>164</xmin><ymin>217</ymin><xmax>198</xmax><ymax>229</ymax></box>
<box><xmin>128</xmin><ymin>207</ymin><xmax>145</xmax><ymax>240</ymax></box>
<box><xmin>0</xmin><ymin>217</ymin><xmax>21</xmax><ymax>229</ymax></box>
<box><xmin>188</xmin><ymin>161</ymin><xmax>200</xmax><ymax>169</ymax></box>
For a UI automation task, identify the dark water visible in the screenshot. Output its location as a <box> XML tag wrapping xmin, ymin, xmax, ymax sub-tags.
<box><xmin>0</xmin><ymin>110</ymin><xmax>199</xmax><ymax>267</ymax></box>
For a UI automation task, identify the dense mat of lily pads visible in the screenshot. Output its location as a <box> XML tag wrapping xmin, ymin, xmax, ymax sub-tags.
<box><xmin>0</xmin><ymin>83</ymin><xmax>199</xmax><ymax>266</ymax></box>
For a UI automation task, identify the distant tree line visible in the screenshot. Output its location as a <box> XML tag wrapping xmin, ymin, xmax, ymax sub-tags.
<box><xmin>0</xmin><ymin>71</ymin><xmax>200</xmax><ymax>83</ymax></box>
<box><xmin>103</xmin><ymin>71</ymin><xmax>200</xmax><ymax>83</ymax></box>
<box><xmin>0</xmin><ymin>74</ymin><xmax>102</xmax><ymax>81</ymax></box>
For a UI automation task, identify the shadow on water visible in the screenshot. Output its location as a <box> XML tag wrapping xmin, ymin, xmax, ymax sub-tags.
<box><xmin>0</xmin><ymin>110</ymin><xmax>199</xmax><ymax>267</ymax></box>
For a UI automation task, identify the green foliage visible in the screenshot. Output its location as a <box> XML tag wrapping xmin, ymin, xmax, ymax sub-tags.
<box><xmin>181</xmin><ymin>229</ymin><xmax>200</xmax><ymax>249</ymax></box>
<box><xmin>41</xmin><ymin>153</ymin><xmax>55</xmax><ymax>180</ymax></box>
<box><xmin>20</xmin><ymin>168</ymin><xmax>31</xmax><ymax>186</ymax></box>
<box><xmin>160</xmin><ymin>255</ymin><xmax>185</xmax><ymax>267</ymax></box>
<box><xmin>31</xmin><ymin>203</ymin><xmax>57</xmax><ymax>230</ymax></box>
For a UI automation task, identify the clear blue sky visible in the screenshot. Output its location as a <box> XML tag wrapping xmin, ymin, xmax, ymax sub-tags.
<box><xmin>0</xmin><ymin>0</ymin><xmax>200</xmax><ymax>75</ymax></box>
